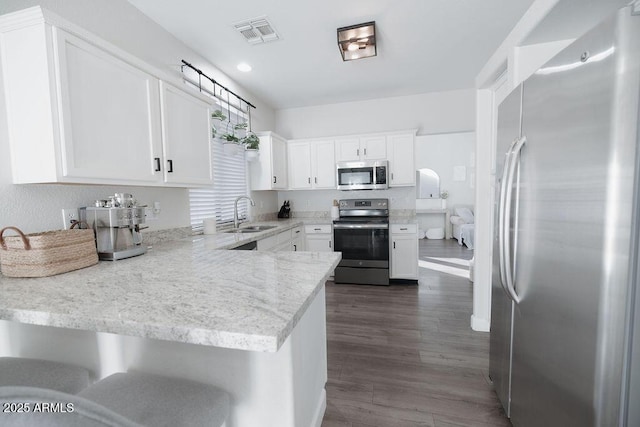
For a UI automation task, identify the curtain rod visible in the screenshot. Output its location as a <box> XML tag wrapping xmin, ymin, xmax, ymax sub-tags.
<box><xmin>181</xmin><ymin>59</ymin><xmax>256</xmax><ymax>110</ymax></box>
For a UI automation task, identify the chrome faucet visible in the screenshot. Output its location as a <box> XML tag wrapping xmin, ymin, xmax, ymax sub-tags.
<box><xmin>234</xmin><ymin>195</ymin><xmax>255</xmax><ymax>229</ymax></box>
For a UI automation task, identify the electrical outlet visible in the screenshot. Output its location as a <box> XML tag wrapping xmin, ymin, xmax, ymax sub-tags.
<box><xmin>144</xmin><ymin>207</ymin><xmax>158</xmax><ymax>221</ymax></box>
<box><xmin>61</xmin><ymin>208</ymin><xmax>79</xmax><ymax>229</ymax></box>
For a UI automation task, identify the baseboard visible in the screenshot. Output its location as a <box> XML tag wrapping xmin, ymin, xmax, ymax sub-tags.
<box><xmin>470</xmin><ymin>314</ymin><xmax>490</xmax><ymax>332</ymax></box>
<box><xmin>311</xmin><ymin>388</ymin><xmax>327</xmax><ymax>427</ymax></box>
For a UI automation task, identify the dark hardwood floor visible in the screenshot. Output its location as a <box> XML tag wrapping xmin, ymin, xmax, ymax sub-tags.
<box><xmin>322</xmin><ymin>239</ymin><xmax>510</xmax><ymax>427</ymax></box>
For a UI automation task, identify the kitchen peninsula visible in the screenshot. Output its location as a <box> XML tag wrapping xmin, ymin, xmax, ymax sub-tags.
<box><xmin>0</xmin><ymin>233</ymin><xmax>341</xmax><ymax>427</ymax></box>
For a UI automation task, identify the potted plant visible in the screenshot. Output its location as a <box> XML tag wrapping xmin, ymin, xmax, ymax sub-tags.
<box><xmin>234</xmin><ymin>122</ymin><xmax>248</xmax><ymax>139</ymax></box>
<box><xmin>211</xmin><ymin>110</ymin><xmax>227</xmax><ymax>139</ymax></box>
<box><xmin>440</xmin><ymin>190</ymin><xmax>449</xmax><ymax>209</ymax></box>
<box><xmin>221</xmin><ymin>132</ymin><xmax>242</xmax><ymax>155</ymax></box>
<box><xmin>242</xmin><ymin>132</ymin><xmax>260</xmax><ymax>161</ymax></box>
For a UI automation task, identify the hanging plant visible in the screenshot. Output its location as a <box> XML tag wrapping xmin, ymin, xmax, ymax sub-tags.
<box><xmin>242</xmin><ymin>132</ymin><xmax>260</xmax><ymax>150</ymax></box>
<box><xmin>234</xmin><ymin>122</ymin><xmax>248</xmax><ymax>131</ymax></box>
<box><xmin>211</xmin><ymin>110</ymin><xmax>227</xmax><ymax>121</ymax></box>
<box><xmin>221</xmin><ymin>133</ymin><xmax>240</xmax><ymax>144</ymax></box>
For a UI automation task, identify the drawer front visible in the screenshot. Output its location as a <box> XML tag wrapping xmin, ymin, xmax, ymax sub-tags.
<box><xmin>305</xmin><ymin>224</ymin><xmax>331</xmax><ymax>234</ymax></box>
<box><xmin>391</xmin><ymin>224</ymin><xmax>417</xmax><ymax>234</ymax></box>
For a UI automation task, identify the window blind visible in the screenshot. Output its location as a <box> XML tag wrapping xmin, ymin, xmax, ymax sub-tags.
<box><xmin>187</xmin><ymin>86</ymin><xmax>249</xmax><ymax>230</ymax></box>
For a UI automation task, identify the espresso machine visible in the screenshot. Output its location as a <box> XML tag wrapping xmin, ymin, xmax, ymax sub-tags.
<box><xmin>80</xmin><ymin>193</ymin><xmax>147</xmax><ymax>261</ymax></box>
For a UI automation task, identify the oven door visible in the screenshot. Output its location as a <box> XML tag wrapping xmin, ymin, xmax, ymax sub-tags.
<box><xmin>333</xmin><ymin>222</ymin><xmax>389</xmax><ymax>268</ymax></box>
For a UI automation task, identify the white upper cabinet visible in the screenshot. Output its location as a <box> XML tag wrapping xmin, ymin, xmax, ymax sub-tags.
<box><xmin>288</xmin><ymin>139</ymin><xmax>335</xmax><ymax>190</ymax></box>
<box><xmin>335</xmin><ymin>135</ymin><xmax>386</xmax><ymax>161</ymax></box>
<box><xmin>312</xmin><ymin>139</ymin><xmax>336</xmax><ymax>188</ymax></box>
<box><xmin>288</xmin><ymin>142</ymin><xmax>312</xmax><ymax>189</ymax></box>
<box><xmin>0</xmin><ymin>9</ymin><xmax>213</xmax><ymax>187</ymax></box>
<box><xmin>387</xmin><ymin>133</ymin><xmax>416</xmax><ymax>186</ymax></box>
<box><xmin>54</xmin><ymin>29</ymin><xmax>162</xmax><ymax>185</ymax></box>
<box><xmin>250</xmin><ymin>132</ymin><xmax>288</xmax><ymax>190</ymax></box>
<box><xmin>159</xmin><ymin>82</ymin><xmax>212</xmax><ymax>186</ymax></box>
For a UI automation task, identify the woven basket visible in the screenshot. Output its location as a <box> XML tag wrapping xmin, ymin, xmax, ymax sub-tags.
<box><xmin>0</xmin><ymin>224</ymin><xmax>98</xmax><ymax>278</ymax></box>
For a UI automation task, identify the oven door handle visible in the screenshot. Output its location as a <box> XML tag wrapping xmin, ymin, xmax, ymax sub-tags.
<box><xmin>333</xmin><ymin>223</ymin><xmax>389</xmax><ymax>230</ymax></box>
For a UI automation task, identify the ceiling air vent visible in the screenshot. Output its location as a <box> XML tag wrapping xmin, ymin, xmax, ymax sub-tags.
<box><xmin>234</xmin><ymin>16</ymin><xmax>280</xmax><ymax>44</ymax></box>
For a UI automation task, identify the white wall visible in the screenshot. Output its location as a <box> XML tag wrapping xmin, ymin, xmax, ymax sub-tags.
<box><xmin>275</xmin><ymin>89</ymin><xmax>475</xmax><ymax>140</ymax></box>
<box><xmin>278</xmin><ymin>187</ymin><xmax>416</xmax><ymax>217</ymax></box>
<box><xmin>415</xmin><ymin>131</ymin><xmax>475</xmax><ymax>231</ymax></box>
<box><xmin>0</xmin><ymin>0</ymin><xmax>277</xmax><ymax>233</ymax></box>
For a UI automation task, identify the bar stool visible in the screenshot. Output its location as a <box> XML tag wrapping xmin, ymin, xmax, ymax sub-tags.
<box><xmin>0</xmin><ymin>357</ymin><xmax>90</xmax><ymax>394</ymax></box>
<box><xmin>79</xmin><ymin>371</ymin><xmax>230</xmax><ymax>427</ymax></box>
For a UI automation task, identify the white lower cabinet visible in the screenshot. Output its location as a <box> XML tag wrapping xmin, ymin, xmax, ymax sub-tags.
<box><xmin>256</xmin><ymin>226</ymin><xmax>303</xmax><ymax>252</ymax></box>
<box><xmin>390</xmin><ymin>224</ymin><xmax>418</xmax><ymax>280</ymax></box>
<box><xmin>304</xmin><ymin>225</ymin><xmax>333</xmax><ymax>252</ymax></box>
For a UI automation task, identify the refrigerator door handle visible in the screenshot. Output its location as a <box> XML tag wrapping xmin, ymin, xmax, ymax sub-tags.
<box><xmin>498</xmin><ymin>138</ymin><xmax>519</xmax><ymax>298</ymax></box>
<box><xmin>503</xmin><ymin>135</ymin><xmax>527</xmax><ymax>304</ymax></box>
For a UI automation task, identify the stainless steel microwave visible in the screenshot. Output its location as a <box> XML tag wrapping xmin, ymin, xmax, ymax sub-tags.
<box><xmin>336</xmin><ymin>160</ymin><xmax>389</xmax><ymax>190</ymax></box>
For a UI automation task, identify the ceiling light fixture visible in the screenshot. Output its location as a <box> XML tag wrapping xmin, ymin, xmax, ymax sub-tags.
<box><xmin>237</xmin><ymin>63</ymin><xmax>252</xmax><ymax>72</ymax></box>
<box><xmin>337</xmin><ymin>21</ymin><xmax>376</xmax><ymax>61</ymax></box>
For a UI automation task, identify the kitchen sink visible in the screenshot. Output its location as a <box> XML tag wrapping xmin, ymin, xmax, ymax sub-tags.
<box><xmin>224</xmin><ymin>225</ymin><xmax>277</xmax><ymax>234</ymax></box>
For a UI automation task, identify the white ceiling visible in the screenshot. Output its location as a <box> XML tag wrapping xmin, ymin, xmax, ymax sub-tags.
<box><xmin>127</xmin><ymin>0</ymin><xmax>539</xmax><ymax>109</ymax></box>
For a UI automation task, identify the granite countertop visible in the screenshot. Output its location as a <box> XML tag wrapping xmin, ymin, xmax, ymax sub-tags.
<box><xmin>0</xmin><ymin>224</ymin><xmax>341</xmax><ymax>353</ymax></box>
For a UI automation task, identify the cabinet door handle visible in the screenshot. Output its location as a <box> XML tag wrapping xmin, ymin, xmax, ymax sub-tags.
<box><xmin>295</xmin><ymin>230</ymin><xmax>300</xmax><ymax>234</ymax></box>
<box><xmin>329</xmin><ymin>241</ymin><xmax>332</xmax><ymax>249</ymax></box>
<box><xmin>357</xmin><ymin>148</ymin><xmax>360</xmax><ymax>156</ymax></box>
<box><xmin>400</xmin><ymin>227</ymin><xmax>408</xmax><ymax>231</ymax></box>
<box><xmin>293</xmin><ymin>244</ymin><xmax>297</xmax><ymax>251</ymax></box>
<box><xmin>154</xmin><ymin>157</ymin><xmax>161</xmax><ymax>172</ymax></box>
<box><xmin>314</xmin><ymin>177</ymin><xmax>318</xmax><ymax>184</ymax></box>
<box><xmin>167</xmin><ymin>159</ymin><xmax>174</xmax><ymax>173</ymax></box>
<box><xmin>314</xmin><ymin>228</ymin><xmax>321</xmax><ymax>231</ymax></box>
<box><xmin>273</xmin><ymin>176</ymin><xmax>277</xmax><ymax>184</ymax></box>
<box><xmin>391</xmin><ymin>172</ymin><xmax>394</xmax><ymax>181</ymax></box>
<box><xmin>364</xmin><ymin>148</ymin><xmax>367</xmax><ymax>156</ymax></box>
<box><xmin>393</xmin><ymin>241</ymin><xmax>396</xmax><ymax>249</ymax></box>
<box><xmin>308</xmin><ymin>177</ymin><xmax>311</xmax><ymax>184</ymax></box>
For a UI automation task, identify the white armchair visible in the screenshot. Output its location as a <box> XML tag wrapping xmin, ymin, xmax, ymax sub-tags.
<box><xmin>450</xmin><ymin>206</ymin><xmax>475</xmax><ymax>249</ymax></box>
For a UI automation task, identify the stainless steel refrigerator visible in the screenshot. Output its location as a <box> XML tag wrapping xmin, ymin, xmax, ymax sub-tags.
<box><xmin>489</xmin><ymin>3</ymin><xmax>640</xmax><ymax>426</ymax></box>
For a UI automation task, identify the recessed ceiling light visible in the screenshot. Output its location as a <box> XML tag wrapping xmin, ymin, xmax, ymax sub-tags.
<box><xmin>237</xmin><ymin>63</ymin><xmax>252</xmax><ymax>72</ymax></box>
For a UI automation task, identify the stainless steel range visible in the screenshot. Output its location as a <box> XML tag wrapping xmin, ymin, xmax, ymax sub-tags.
<box><xmin>333</xmin><ymin>198</ymin><xmax>389</xmax><ymax>286</ymax></box>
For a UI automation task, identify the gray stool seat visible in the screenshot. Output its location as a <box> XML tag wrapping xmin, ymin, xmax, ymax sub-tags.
<box><xmin>0</xmin><ymin>357</ymin><xmax>90</xmax><ymax>394</ymax></box>
<box><xmin>0</xmin><ymin>386</ymin><xmax>142</xmax><ymax>427</ymax></box>
<box><xmin>79</xmin><ymin>371</ymin><xmax>230</xmax><ymax>427</ymax></box>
